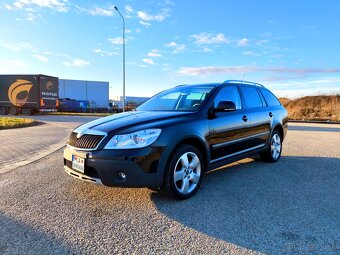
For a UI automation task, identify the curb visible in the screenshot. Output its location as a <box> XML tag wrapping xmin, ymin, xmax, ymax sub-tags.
<box><xmin>0</xmin><ymin>141</ymin><xmax>66</xmax><ymax>175</ymax></box>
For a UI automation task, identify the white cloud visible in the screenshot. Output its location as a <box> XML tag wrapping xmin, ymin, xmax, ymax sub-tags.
<box><xmin>108</xmin><ymin>37</ymin><xmax>125</xmax><ymax>45</ymax></box>
<box><xmin>13</xmin><ymin>2</ymin><xmax>23</xmax><ymax>8</ymax></box>
<box><xmin>62</xmin><ymin>59</ymin><xmax>90</xmax><ymax>67</ymax></box>
<box><xmin>243</xmin><ymin>51</ymin><xmax>260</xmax><ymax>56</ymax></box>
<box><xmin>94</xmin><ymin>48</ymin><xmax>118</xmax><ymax>56</ymax></box>
<box><xmin>12</xmin><ymin>0</ymin><xmax>68</xmax><ymax>12</ymax></box>
<box><xmin>147</xmin><ymin>49</ymin><xmax>162</xmax><ymax>57</ymax></box>
<box><xmin>139</xmin><ymin>20</ymin><xmax>151</xmax><ymax>27</ymax></box>
<box><xmin>143</xmin><ymin>58</ymin><xmax>154</xmax><ymax>65</ymax></box>
<box><xmin>191</xmin><ymin>33</ymin><xmax>230</xmax><ymax>45</ymax></box>
<box><xmin>162</xmin><ymin>0</ymin><xmax>175</xmax><ymax>6</ymax></box>
<box><xmin>1</xmin><ymin>42</ymin><xmax>34</xmax><ymax>52</ymax></box>
<box><xmin>165</xmin><ymin>41</ymin><xmax>186</xmax><ymax>53</ymax></box>
<box><xmin>137</xmin><ymin>8</ymin><xmax>170</xmax><ymax>22</ymax></box>
<box><xmin>178</xmin><ymin>66</ymin><xmax>253</xmax><ymax>76</ymax></box>
<box><xmin>26</xmin><ymin>12</ymin><xmax>35</xmax><ymax>21</ymax></box>
<box><xmin>256</xmin><ymin>39</ymin><xmax>269</xmax><ymax>45</ymax></box>
<box><xmin>5</xmin><ymin>4</ymin><xmax>12</xmax><ymax>10</ymax></box>
<box><xmin>165</xmin><ymin>42</ymin><xmax>176</xmax><ymax>47</ymax></box>
<box><xmin>268</xmin><ymin>77</ymin><xmax>340</xmax><ymax>98</ymax></box>
<box><xmin>237</xmin><ymin>38</ymin><xmax>249</xmax><ymax>46</ymax></box>
<box><xmin>32</xmin><ymin>54</ymin><xmax>48</xmax><ymax>62</ymax></box>
<box><xmin>89</xmin><ymin>7</ymin><xmax>114</xmax><ymax>16</ymax></box>
<box><xmin>178</xmin><ymin>65</ymin><xmax>340</xmax><ymax>77</ymax></box>
<box><xmin>75</xmin><ymin>5</ymin><xmax>115</xmax><ymax>16</ymax></box>
<box><xmin>202</xmin><ymin>47</ymin><xmax>212</xmax><ymax>52</ymax></box>
<box><xmin>125</xmin><ymin>5</ymin><xmax>134</xmax><ymax>13</ymax></box>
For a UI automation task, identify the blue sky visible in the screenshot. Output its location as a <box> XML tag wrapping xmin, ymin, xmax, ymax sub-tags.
<box><xmin>1</xmin><ymin>0</ymin><xmax>340</xmax><ymax>99</ymax></box>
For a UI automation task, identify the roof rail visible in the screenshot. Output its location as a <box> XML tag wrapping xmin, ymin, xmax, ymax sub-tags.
<box><xmin>223</xmin><ymin>80</ymin><xmax>264</xmax><ymax>87</ymax></box>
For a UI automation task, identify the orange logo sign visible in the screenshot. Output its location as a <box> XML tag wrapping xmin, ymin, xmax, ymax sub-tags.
<box><xmin>8</xmin><ymin>79</ymin><xmax>33</xmax><ymax>106</ymax></box>
<box><xmin>46</xmin><ymin>81</ymin><xmax>53</xmax><ymax>91</ymax></box>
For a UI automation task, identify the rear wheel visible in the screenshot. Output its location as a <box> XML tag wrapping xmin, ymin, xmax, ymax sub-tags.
<box><xmin>0</xmin><ymin>106</ymin><xmax>7</xmax><ymax>115</ymax></box>
<box><xmin>260</xmin><ymin>130</ymin><xmax>282</xmax><ymax>162</ymax></box>
<box><xmin>161</xmin><ymin>145</ymin><xmax>204</xmax><ymax>199</ymax></box>
<box><xmin>9</xmin><ymin>107</ymin><xmax>19</xmax><ymax>115</ymax></box>
<box><xmin>22</xmin><ymin>108</ymin><xmax>32</xmax><ymax>115</ymax></box>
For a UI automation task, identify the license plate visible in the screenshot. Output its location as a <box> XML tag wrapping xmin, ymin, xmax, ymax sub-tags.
<box><xmin>72</xmin><ymin>155</ymin><xmax>85</xmax><ymax>173</ymax></box>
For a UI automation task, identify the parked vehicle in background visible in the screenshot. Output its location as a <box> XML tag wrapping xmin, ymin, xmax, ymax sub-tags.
<box><xmin>58</xmin><ymin>99</ymin><xmax>89</xmax><ymax>112</ymax></box>
<box><xmin>0</xmin><ymin>74</ymin><xmax>59</xmax><ymax>115</ymax></box>
<box><xmin>63</xmin><ymin>80</ymin><xmax>288</xmax><ymax>199</ymax></box>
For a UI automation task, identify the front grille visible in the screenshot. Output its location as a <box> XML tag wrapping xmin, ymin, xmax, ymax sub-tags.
<box><xmin>68</xmin><ymin>132</ymin><xmax>104</xmax><ymax>149</ymax></box>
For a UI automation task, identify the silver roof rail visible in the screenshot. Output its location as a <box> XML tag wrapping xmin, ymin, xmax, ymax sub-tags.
<box><xmin>223</xmin><ymin>80</ymin><xmax>264</xmax><ymax>87</ymax></box>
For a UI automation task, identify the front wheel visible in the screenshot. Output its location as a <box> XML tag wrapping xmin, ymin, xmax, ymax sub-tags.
<box><xmin>260</xmin><ymin>130</ymin><xmax>282</xmax><ymax>162</ymax></box>
<box><xmin>161</xmin><ymin>145</ymin><xmax>204</xmax><ymax>199</ymax></box>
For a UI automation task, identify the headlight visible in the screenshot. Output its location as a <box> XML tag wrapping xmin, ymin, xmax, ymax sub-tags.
<box><xmin>104</xmin><ymin>129</ymin><xmax>161</xmax><ymax>149</ymax></box>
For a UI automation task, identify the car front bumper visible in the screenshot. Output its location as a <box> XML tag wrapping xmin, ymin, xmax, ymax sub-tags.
<box><xmin>63</xmin><ymin>145</ymin><xmax>163</xmax><ymax>188</ymax></box>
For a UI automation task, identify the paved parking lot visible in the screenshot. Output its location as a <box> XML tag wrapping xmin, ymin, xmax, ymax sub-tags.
<box><xmin>0</xmin><ymin>115</ymin><xmax>98</xmax><ymax>174</ymax></box>
<box><xmin>0</xmin><ymin>116</ymin><xmax>339</xmax><ymax>254</ymax></box>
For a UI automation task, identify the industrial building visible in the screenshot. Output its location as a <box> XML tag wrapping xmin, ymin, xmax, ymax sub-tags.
<box><xmin>110</xmin><ymin>96</ymin><xmax>150</xmax><ymax>110</ymax></box>
<box><xmin>59</xmin><ymin>79</ymin><xmax>109</xmax><ymax>109</ymax></box>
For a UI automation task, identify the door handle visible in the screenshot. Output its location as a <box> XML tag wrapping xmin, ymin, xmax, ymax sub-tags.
<box><xmin>269</xmin><ymin>112</ymin><xmax>273</xmax><ymax>118</ymax></box>
<box><xmin>242</xmin><ymin>115</ymin><xmax>248</xmax><ymax>122</ymax></box>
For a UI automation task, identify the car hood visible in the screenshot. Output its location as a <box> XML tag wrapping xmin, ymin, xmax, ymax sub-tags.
<box><xmin>74</xmin><ymin>111</ymin><xmax>193</xmax><ymax>134</ymax></box>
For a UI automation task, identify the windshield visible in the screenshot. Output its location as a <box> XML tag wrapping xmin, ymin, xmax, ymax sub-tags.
<box><xmin>137</xmin><ymin>85</ymin><xmax>215</xmax><ymax>111</ymax></box>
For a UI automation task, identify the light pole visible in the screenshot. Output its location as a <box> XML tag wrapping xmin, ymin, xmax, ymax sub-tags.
<box><xmin>114</xmin><ymin>6</ymin><xmax>125</xmax><ymax>112</ymax></box>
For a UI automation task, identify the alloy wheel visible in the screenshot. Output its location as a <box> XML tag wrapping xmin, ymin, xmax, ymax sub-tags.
<box><xmin>173</xmin><ymin>152</ymin><xmax>201</xmax><ymax>195</ymax></box>
<box><xmin>271</xmin><ymin>133</ymin><xmax>281</xmax><ymax>159</ymax></box>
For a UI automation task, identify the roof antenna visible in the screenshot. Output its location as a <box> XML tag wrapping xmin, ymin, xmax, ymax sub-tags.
<box><xmin>241</xmin><ymin>72</ymin><xmax>247</xmax><ymax>85</ymax></box>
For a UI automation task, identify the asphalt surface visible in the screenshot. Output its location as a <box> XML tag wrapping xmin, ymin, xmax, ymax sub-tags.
<box><xmin>0</xmin><ymin>118</ymin><xmax>339</xmax><ymax>254</ymax></box>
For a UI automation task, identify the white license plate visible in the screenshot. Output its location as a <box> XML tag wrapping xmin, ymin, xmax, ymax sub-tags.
<box><xmin>72</xmin><ymin>155</ymin><xmax>85</xmax><ymax>173</ymax></box>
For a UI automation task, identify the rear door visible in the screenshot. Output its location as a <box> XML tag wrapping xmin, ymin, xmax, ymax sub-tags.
<box><xmin>39</xmin><ymin>75</ymin><xmax>59</xmax><ymax>111</ymax></box>
<box><xmin>207</xmin><ymin>86</ymin><xmax>249</xmax><ymax>162</ymax></box>
<box><xmin>238</xmin><ymin>86</ymin><xmax>271</xmax><ymax>149</ymax></box>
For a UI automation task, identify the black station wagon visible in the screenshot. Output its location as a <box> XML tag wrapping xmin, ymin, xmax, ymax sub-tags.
<box><xmin>64</xmin><ymin>80</ymin><xmax>288</xmax><ymax>199</ymax></box>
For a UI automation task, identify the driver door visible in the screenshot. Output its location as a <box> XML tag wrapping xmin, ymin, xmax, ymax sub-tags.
<box><xmin>207</xmin><ymin>86</ymin><xmax>250</xmax><ymax>163</ymax></box>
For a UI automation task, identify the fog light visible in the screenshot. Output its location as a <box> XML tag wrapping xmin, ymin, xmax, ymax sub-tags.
<box><xmin>117</xmin><ymin>172</ymin><xmax>126</xmax><ymax>180</ymax></box>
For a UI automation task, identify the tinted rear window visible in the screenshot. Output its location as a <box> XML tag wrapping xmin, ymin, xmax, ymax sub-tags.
<box><xmin>260</xmin><ymin>89</ymin><xmax>281</xmax><ymax>106</ymax></box>
<box><xmin>240</xmin><ymin>87</ymin><xmax>263</xmax><ymax>108</ymax></box>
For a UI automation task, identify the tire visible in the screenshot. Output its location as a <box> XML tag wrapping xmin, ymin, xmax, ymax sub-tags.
<box><xmin>147</xmin><ymin>187</ymin><xmax>160</xmax><ymax>192</ymax></box>
<box><xmin>22</xmin><ymin>108</ymin><xmax>32</xmax><ymax>115</ymax></box>
<box><xmin>9</xmin><ymin>107</ymin><xmax>18</xmax><ymax>115</ymax></box>
<box><xmin>0</xmin><ymin>106</ymin><xmax>7</xmax><ymax>115</ymax></box>
<box><xmin>161</xmin><ymin>144</ymin><xmax>204</xmax><ymax>199</ymax></box>
<box><xmin>260</xmin><ymin>130</ymin><xmax>282</xmax><ymax>162</ymax></box>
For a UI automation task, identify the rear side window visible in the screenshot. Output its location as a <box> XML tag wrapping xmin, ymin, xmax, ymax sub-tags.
<box><xmin>260</xmin><ymin>89</ymin><xmax>281</xmax><ymax>106</ymax></box>
<box><xmin>214</xmin><ymin>86</ymin><xmax>242</xmax><ymax>109</ymax></box>
<box><xmin>239</xmin><ymin>87</ymin><xmax>263</xmax><ymax>108</ymax></box>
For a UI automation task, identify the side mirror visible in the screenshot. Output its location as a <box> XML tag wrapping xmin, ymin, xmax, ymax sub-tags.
<box><xmin>214</xmin><ymin>101</ymin><xmax>236</xmax><ymax>112</ymax></box>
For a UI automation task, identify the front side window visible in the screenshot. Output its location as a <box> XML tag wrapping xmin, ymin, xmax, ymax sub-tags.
<box><xmin>239</xmin><ymin>87</ymin><xmax>263</xmax><ymax>108</ymax></box>
<box><xmin>137</xmin><ymin>86</ymin><xmax>214</xmax><ymax>111</ymax></box>
<box><xmin>214</xmin><ymin>86</ymin><xmax>242</xmax><ymax>109</ymax></box>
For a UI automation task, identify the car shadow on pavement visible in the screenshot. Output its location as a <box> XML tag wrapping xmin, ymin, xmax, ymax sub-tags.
<box><xmin>150</xmin><ymin>156</ymin><xmax>340</xmax><ymax>255</ymax></box>
<box><xmin>0</xmin><ymin>213</ymin><xmax>74</xmax><ymax>254</ymax></box>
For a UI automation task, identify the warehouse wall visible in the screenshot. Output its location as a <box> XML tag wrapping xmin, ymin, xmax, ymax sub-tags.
<box><xmin>59</xmin><ymin>79</ymin><xmax>109</xmax><ymax>108</ymax></box>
